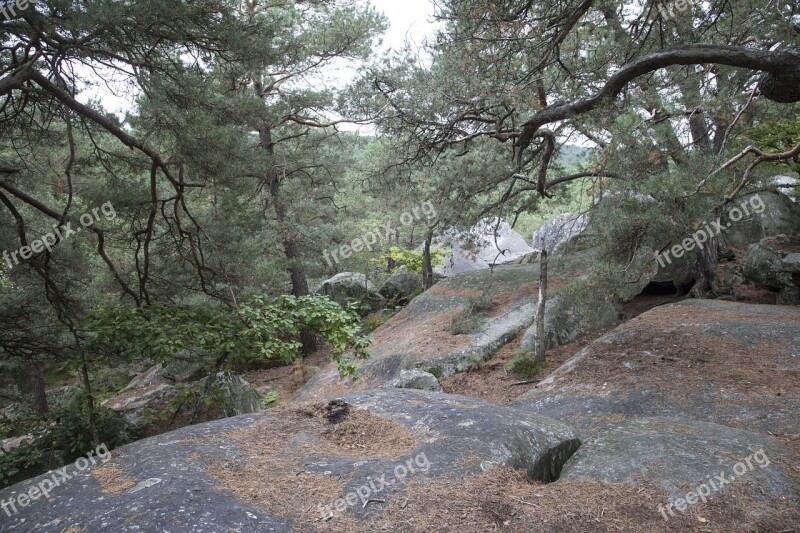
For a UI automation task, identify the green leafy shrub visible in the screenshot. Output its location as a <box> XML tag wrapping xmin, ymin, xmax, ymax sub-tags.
<box><xmin>86</xmin><ymin>295</ymin><xmax>371</xmax><ymax>379</ymax></box>
<box><xmin>375</xmin><ymin>246</ymin><xmax>449</xmax><ymax>275</ymax></box>
<box><xmin>0</xmin><ymin>394</ymin><xmax>136</xmax><ymax>488</ymax></box>
<box><xmin>260</xmin><ymin>391</ymin><xmax>279</xmax><ymax>408</ymax></box>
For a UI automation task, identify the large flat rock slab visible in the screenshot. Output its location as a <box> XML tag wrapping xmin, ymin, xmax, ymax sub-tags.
<box><xmin>560</xmin><ymin>417</ymin><xmax>797</xmax><ymax>507</ymax></box>
<box><xmin>513</xmin><ymin>300</ymin><xmax>800</xmax><ymax>439</ymax></box>
<box><xmin>0</xmin><ymin>415</ymin><xmax>285</xmax><ymax>532</ymax></box>
<box><xmin>0</xmin><ymin>389</ymin><xmax>579</xmax><ymax>532</ymax></box>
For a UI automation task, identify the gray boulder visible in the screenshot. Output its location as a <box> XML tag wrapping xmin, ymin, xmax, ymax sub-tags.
<box><xmin>378</xmin><ymin>268</ymin><xmax>422</xmax><ymax>306</ymax></box>
<box><xmin>101</xmin><ymin>381</ymin><xmax>177</xmax><ymax>426</ymax></box>
<box><xmin>473</xmin><ymin>218</ymin><xmax>534</xmax><ymax>265</ymax></box>
<box><xmin>198</xmin><ymin>372</ymin><xmax>262</xmax><ymax>417</ymax></box>
<box><xmin>771</xmin><ymin>174</ymin><xmax>798</xmax><ymax>202</ymax></box>
<box><xmin>429</xmin><ymin>219</ymin><xmax>533</xmax><ymax>277</ymax></box>
<box><xmin>102</xmin><ymin>371</ymin><xmax>261</xmax><ymax>427</ymax></box>
<box><xmin>646</xmin><ymin>190</ymin><xmax>798</xmax><ymax>293</ymax></box>
<box><xmin>296</xmin><ymin>249</ymin><xmax>613</xmax><ymax>403</ymax></box>
<box><xmin>296</xmin><ymin>264</ymin><xmax>547</xmax><ymax>402</ymax></box>
<box><xmin>723</xmin><ymin>191</ymin><xmax>798</xmax><ymax>247</ymax></box>
<box><xmin>744</xmin><ymin>239</ymin><xmax>800</xmax><ymax>304</ymax></box>
<box><xmin>519</xmin><ymin>292</ymin><xmax>619</xmax><ymax>352</ymax></box>
<box><xmin>389</xmin><ymin>369</ymin><xmax>441</xmax><ymax>392</ymax></box>
<box><xmin>1</xmin><ymin>385</ymin><xmax>83</xmax><ymax>423</ymax></box>
<box><xmin>314</xmin><ymin>272</ymin><xmax>385</xmax><ymax>316</ymax></box>
<box><xmin>0</xmin><ymin>434</ymin><xmax>33</xmax><ymax>454</ymax></box>
<box><xmin>519</xmin><ymin>246</ymin><xmax>653</xmax><ymax>352</ymax></box>
<box><xmin>531</xmin><ymin>213</ymin><xmax>590</xmax><ymax>254</ymax></box>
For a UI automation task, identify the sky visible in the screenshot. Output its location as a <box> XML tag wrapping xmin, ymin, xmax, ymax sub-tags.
<box><xmin>371</xmin><ymin>0</ymin><xmax>437</xmax><ymax>52</ymax></box>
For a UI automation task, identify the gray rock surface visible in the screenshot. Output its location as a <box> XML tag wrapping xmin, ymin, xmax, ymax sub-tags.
<box><xmin>531</xmin><ymin>213</ymin><xmax>590</xmax><ymax>254</ymax></box>
<box><xmin>198</xmin><ymin>372</ymin><xmax>262</xmax><ymax>417</ymax></box>
<box><xmin>514</xmin><ymin>299</ymin><xmax>800</xmax><ymax>438</ymax></box>
<box><xmin>722</xmin><ymin>191</ymin><xmax>799</xmax><ymax>248</ymax></box>
<box><xmin>560</xmin><ymin>417</ymin><xmax>794</xmax><ymax>505</ymax></box>
<box><xmin>298</xmin><ymin>261</ymin><xmax>592</xmax><ymax>402</ymax></box>
<box><xmin>314</xmin><ymin>272</ymin><xmax>385</xmax><ymax>316</ymax></box>
<box><xmin>297</xmin><ymin>265</ymin><xmax>544</xmax><ymax>402</ymax></box>
<box><xmin>389</xmin><ymin>369</ymin><xmax>441</xmax><ymax>392</ymax></box>
<box><xmin>102</xmin><ymin>371</ymin><xmax>261</xmax><ymax>427</ymax></box>
<box><xmin>1</xmin><ymin>385</ymin><xmax>83</xmax><ymax>424</ymax></box>
<box><xmin>0</xmin><ymin>388</ymin><xmax>580</xmax><ymax>531</ymax></box>
<box><xmin>429</xmin><ymin>219</ymin><xmax>533</xmax><ymax>277</ymax></box>
<box><xmin>519</xmin><ymin>292</ymin><xmax>619</xmax><ymax>352</ymax></box>
<box><xmin>744</xmin><ymin>239</ymin><xmax>800</xmax><ymax>304</ymax></box>
<box><xmin>473</xmin><ymin>219</ymin><xmax>535</xmax><ymax>265</ymax></box>
<box><xmin>518</xmin><ymin>246</ymin><xmax>653</xmax><ymax>353</ymax></box>
<box><xmin>378</xmin><ymin>268</ymin><xmax>421</xmax><ymax>306</ymax></box>
<box><xmin>0</xmin><ymin>415</ymin><xmax>287</xmax><ymax>532</ymax></box>
<box><xmin>101</xmin><ymin>381</ymin><xmax>177</xmax><ymax>426</ymax></box>
<box><xmin>771</xmin><ymin>174</ymin><xmax>798</xmax><ymax>202</ymax></box>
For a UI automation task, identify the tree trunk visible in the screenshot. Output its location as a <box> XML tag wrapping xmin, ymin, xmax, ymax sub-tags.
<box><xmin>533</xmin><ymin>250</ymin><xmax>548</xmax><ymax>365</ymax></box>
<box><xmin>81</xmin><ymin>362</ymin><xmax>99</xmax><ymax>447</ymax></box>
<box><xmin>689</xmin><ymin>236</ymin><xmax>719</xmax><ymax>299</ymax></box>
<box><xmin>258</xmin><ymin>124</ymin><xmax>317</xmax><ymax>355</ymax></box>
<box><xmin>422</xmin><ymin>231</ymin><xmax>434</xmax><ymax>290</ymax></box>
<box><xmin>29</xmin><ymin>362</ymin><xmax>48</xmax><ymax>416</ymax></box>
<box><xmin>689</xmin><ymin>110</ymin><xmax>711</xmax><ymax>151</ymax></box>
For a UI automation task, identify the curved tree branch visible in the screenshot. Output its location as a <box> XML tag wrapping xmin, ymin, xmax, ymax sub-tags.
<box><xmin>517</xmin><ymin>45</ymin><xmax>800</xmax><ymax>154</ymax></box>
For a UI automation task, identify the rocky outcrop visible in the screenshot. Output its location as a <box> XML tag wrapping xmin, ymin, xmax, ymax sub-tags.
<box><xmin>314</xmin><ymin>272</ymin><xmax>385</xmax><ymax>316</ymax></box>
<box><xmin>296</xmin><ymin>263</ymin><xmax>560</xmax><ymax>402</ymax></box>
<box><xmin>297</xmin><ymin>266</ymin><xmax>543</xmax><ymax>402</ymax></box>
<box><xmin>531</xmin><ymin>213</ymin><xmax>590</xmax><ymax>254</ymax></box>
<box><xmin>514</xmin><ymin>299</ymin><xmax>800</xmax><ymax>438</ymax></box>
<box><xmin>102</xmin><ymin>370</ymin><xmax>261</xmax><ymax>428</ymax></box>
<box><xmin>518</xmin><ymin>245</ymin><xmax>654</xmax><ymax>352</ymax></box>
<box><xmin>389</xmin><ymin>369</ymin><xmax>441</xmax><ymax>392</ymax></box>
<box><xmin>519</xmin><ymin>291</ymin><xmax>619</xmax><ymax>351</ymax></box>
<box><xmin>0</xmin><ymin>385</ymin><xmax>83</xmax><ymax>424</ymax></box>
<box><xmin>0</xmin><ymin>389</ymin><xmax>579</xmax><ymax>531</ymax></box>
<box><xmin>772</xmin><ymin>175</ymin><xmax>798</xmax><ymax>202</ymax></box>
<box><xmin>722</xmin><ymin>191</ymin><xmax>798</xmax><ymax>248</ymax></box>
<box><xmin>560</xmin><ymin>417</ymin><xmax>794</xmax><ymax>508</ymax></box>
<box><xmin>744</xmin><ymin>238</ymin><xmax>800</xmax><ymax>304</ymax></box>
<box><xmin>428</xmin><ymin>219</ymin><xmax>534</xmax><ymax>277</ymax></box>
<box><xmin>378</xmin><ymin>268</ymin><xmax>421</xmax><ymax>306</ymax></box>
<box><xmin>198</xmin><ymin>372</ymin><xmax>262</xmax><ymax>417</ymax></box>
<box><xmin>101</xmin><ymin>381</ymin><xmax>177</xmax><ymax>427</ymax></box>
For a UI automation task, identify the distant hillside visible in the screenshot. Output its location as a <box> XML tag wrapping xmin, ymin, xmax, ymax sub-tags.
<box><xmin>555</xmin><ymin>144</ymin><xmax>595</xmax><ymax>168</ymax></box>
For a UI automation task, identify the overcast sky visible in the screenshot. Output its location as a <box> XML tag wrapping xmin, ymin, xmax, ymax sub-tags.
<box><xmin>371</xmin><ymin>0</ymin><xmax>436</xmax><ymax>52</ymax></box>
